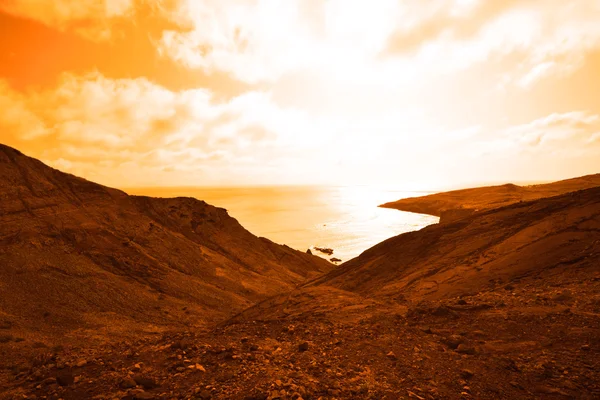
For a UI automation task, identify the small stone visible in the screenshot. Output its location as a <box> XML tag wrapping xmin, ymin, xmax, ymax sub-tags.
<box><xmin>250</xmin><ymin>345</ymin><xmax>260</xmax><ymax>352</ymax></box>
<box><xmin>133</xmin><ymin>374</ymin><xmax>157</xmax><ymax>389</ymax></box>
<box><xmin>581</xmin><ymin>345</ymin><xmax>590</xmax><ymax>351</ymax></box>
<box><xmin>41</xmin><ymin>377</ymin><xmax>57</xmax><ymax>386</ymax></box>
<box><xmin>386</xmin><ymin>351</ymin><xmax>397</xmax><ymax>360</ymax></box>
<box><xmin>171</xmin><ymin>339</ymin><xmax>191</xmax><ymax>350</ymax></box>
<box><xmin>298</xmin><ymin>342</ymin><xmax>309</xmax><ymax>352</ymax></box>
<box><xmin>134</xmin><ymin>392</ymin><xmax>155</xmax><ymax>400</ymax></box>
<box><xmin>195</xmin><ymin>364</ymin><xmax>206</xmax><ymax>372</ymax></box>
<box><xmin>75</xmin><ymin>359</ymin><xmax>87</xmax><ymax>367</ymax></box>
<box><xmin>444</xmin><ymin>335</ymin><xmax>464</xmax><ymax>350</ymax></box>
<box><xmin>56</xmin><ymin>371</ymin><xmax>74</xmax><ymax>386</ymax></box>
<box><xmin>197</xmin><ymin>389</ymin><xmax>212</xmax><ymax>400</ymax></box>
<box><xmin>460</xmin><ymin>369</ymin><xmax>474</xmax><ymax>379</ymax></box>
<box><xmin>120</xmin><ymin>377</ymin><xmax>137</xmax><ymax>389</ymax></box>
<box><xmin>456</xmin><ymin>344</ymin><xmax>476</xmax><ymax>355</ymax></box>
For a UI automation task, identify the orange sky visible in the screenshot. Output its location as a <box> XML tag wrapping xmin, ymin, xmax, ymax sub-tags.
<box><xmin>1</xmin><ymin>0</ymin><xmax>599</xmax><ymax>189</ymax></box>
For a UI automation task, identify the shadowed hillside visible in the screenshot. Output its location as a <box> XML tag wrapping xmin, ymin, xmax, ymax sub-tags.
<box><xmin>0</xmin><ymin>143</ymin><xmax>331</xmax><ymax>339</ymax></box>
<box><xmin>317</xmin><ymin>186</ymin><xmax>600</xmax><ymax>299</ymax></box>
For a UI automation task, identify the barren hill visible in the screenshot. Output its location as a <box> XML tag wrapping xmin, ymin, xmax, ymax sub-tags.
<box><xmin>316</xmin><ymin>186</ymin><xmax>600</xmax><ymax>300</ymax></box>
<box><xmin>207</xmin><ymin>187</ymin><xmax>599</xmax><ymax>399</ymax></box>
<box><xmin>0</xmin><ymin>143</ymin><xmax>331</xmax><ymax>338</ymax></box>
<box><xmin>379</xmin><ymin>174</ymin><xmax>600</xmax><ymax>223</ymax></box>
<box><xmin>2</xmin><ymin>146</ymin><xmax>599</xmax><ymax>399</ymax></box>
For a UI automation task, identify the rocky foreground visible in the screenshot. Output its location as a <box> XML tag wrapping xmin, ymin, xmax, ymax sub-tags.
<box><xmin>2</xmin><ymin>276</ymin><xmax>599</xmax><ymax>399</ymax></box>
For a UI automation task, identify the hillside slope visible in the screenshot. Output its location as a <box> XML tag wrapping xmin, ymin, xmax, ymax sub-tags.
<box><xmin>380</xmin><ymin>174</ymin><xmax>600</xmax><ymax>223</ymax></box>
<box><xmin>0</xmin><ymin>143</ymin><xmax>331</xmax><ymax>338</ymax></box>
<box><xmin>2</xmin><ymin>145</ymin><xmax>599</xmax><ymax>399</ymax></box>
<box><xmin>316</xmin><ymin>187</ymin><xmax>600</xmax><ymax>300</ymax></box>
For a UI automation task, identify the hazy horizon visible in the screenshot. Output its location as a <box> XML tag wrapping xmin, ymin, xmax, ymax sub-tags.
<box><xmin>126</xmin><ymin>185</ymin><xmax>439</xmax><ymax>261</ymax></box>
<box><xmin>120</xmin><ymin>177</ymin><xmax>572</xmax><ymax>193</ymax></box>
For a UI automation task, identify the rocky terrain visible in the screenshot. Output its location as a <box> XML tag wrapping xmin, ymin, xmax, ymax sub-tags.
<box><xmin>379</xmin><ymin>174</ymin><xmax>600</xmax><ymax>223</ymax></box>
<box><xmin>1</xmin><ymin>144</ymin><xmax>599</xmax><ymax>399</ymax></box>
<box><xmin>0</xmin><ymin>143</ymin><xmax>331</xmax><ymax>338</ymax></box>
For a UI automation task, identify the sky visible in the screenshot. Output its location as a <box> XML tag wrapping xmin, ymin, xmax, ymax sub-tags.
<box><xmin>1</xmin><ymin>0</ymin><xmax>599</xmax><ymax>189</ymax></box>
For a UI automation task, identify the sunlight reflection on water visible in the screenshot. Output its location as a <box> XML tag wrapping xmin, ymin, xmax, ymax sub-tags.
<box><xmin>126</xmin><ymin>185</ymin><xmax>439</xmax><ymax>262</ymax></box>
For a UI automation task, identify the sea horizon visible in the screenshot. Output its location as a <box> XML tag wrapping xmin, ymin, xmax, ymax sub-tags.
<box><xmin>126</xmin><ymin>184</ymin><xmax>440</xmax><ymax>262</ymax></box>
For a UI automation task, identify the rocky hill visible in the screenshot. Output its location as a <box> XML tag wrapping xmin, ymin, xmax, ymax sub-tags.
<box><xmin>379</xmin><ymin>174</ymin><xmax>600</xmax><ymax>223</ymax></box>
<box><xmin>316</xmin><ymin>186</ymin><xmax>600</xmax><ymax>300</ymax></box>
<box><xmin>1</xmin><ymin>145</ymin><xmax>598</xmax><ymax>399</ymax></box>
<box><xmin>0</xmin><ymin>143</ymin><xmax>331</xmax><ymax>340</ymax></box>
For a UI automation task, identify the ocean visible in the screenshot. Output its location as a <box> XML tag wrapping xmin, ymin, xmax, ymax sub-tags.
<box><xmin>125</xmin><ymin>186</ymin><xmax>439</xmax><ymax>263</ymax></box>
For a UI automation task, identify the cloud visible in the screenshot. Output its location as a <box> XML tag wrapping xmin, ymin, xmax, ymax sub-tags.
<box><xmin>0</xmin><ymin>0</ymin><xmax>135</xmax><ymax>40</ymax></box>
<box><xmin>0</xmin><ymin>81</ymin><xmax>50</xmax><ymax>141</ymax></box>
<box><xmin>467</xmin><ymin>111</ymin><xmax>600</xmax><ymax>161</ymax></box>
<box><xmin>5</xmin><ymin>0</ymin><xmax>600</xmax><ymax>90</ymax></box>
<box><xmin>505</xmin><ymin>112</ymin><xmax>600</xmax><ymax>152</ymax></box>
<box><xmin>0</xmin><ymin>73</ymin><xmax>309</xmax><ymax>186</ymax></box>
<box><xmin>387</xmin><ymin>1</ymin><xmax>600</xmax><ymax>87</ymax></box>
<box><xmin>154</xmin><ymin>0</ymin><xmax>600</xmax><ymax>90</ymax></box>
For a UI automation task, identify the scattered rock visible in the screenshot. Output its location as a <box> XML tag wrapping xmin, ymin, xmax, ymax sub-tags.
<box><xmin>386</xmin><ymin>351</ymin><xmax>397</xmax><ymax>360</ymax></box>
<box><xmin>197</xmin><ymin>389</ymin><xmax>212</xmax><ymax>400</ymax></box>
<box><xmin>41</xmin><ymin>377</ymin><xmax>57</xmax><ymax>386</ymax></box>
<box><xmin>56</xmin><ymin>371</ymin><xmax>74</xmax><ymax>386</ymax></box>
<box><xmin>120</xmin><ymin>376</ymin><xmax>137</xmax><ymax>389</ymax></box>
<box><xmin>195</xmin><ymin>364</ymin><xmax>206</xmax><ymax>372</ymax></box>
<box><xmin>460</xmin><ymin>369</ymin><xmax>475</xmax><ymax>379</ymax></box>
<box><xmin>133</xmin><ymin>374</ymin><xmax>158</xmax><ymax>389</ymax></box>
<box><xmin>330</xmin><ymin>258</ymin><xmax>342</xmax><ymax>263</ymax></box>
<box><xmin>443</xmin><ymin>335</ymin><xmax>464</xmax><ymax>350</ymax></box>
<box><xmin>171</xmin><ymin>339</ymin><xmax>192</xmax><ymax>350</ymax></box>
<box><xmin>134</xmin><ymin>391</ymin><xmax>155</xmax><ymax>400</ymax></box>
<box><xmin>432</xmin><ymin>306</ymin><xmax>458</xmax><ymax>318</ymax></box>
<box><xmin>75</xmin><ymin>359</ymin><xmax>88</xmax><ymax>367</ymax></box>
<box><xmin>243</xmin><ymin>393</ymin><xmax>268</xmax><ymax>400</ymax></box>
<box><xmin>298</xmin><ymin>342</ymin><xmax>309</xmax><ymax>352</ymax></box>
<box><xmin>306</xmin><ymin>249</ymin><xmax>312</xmax><ymax>255</ymax></box>
<box><xmin>456</xmin><ymin>344</ymin><xmax>477</xmax><ymax>355</ymax></box>
<box><xmin>553</xmin><ymin>290</ymin><xmax>574</xmax><ymax>303</ymax></box>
